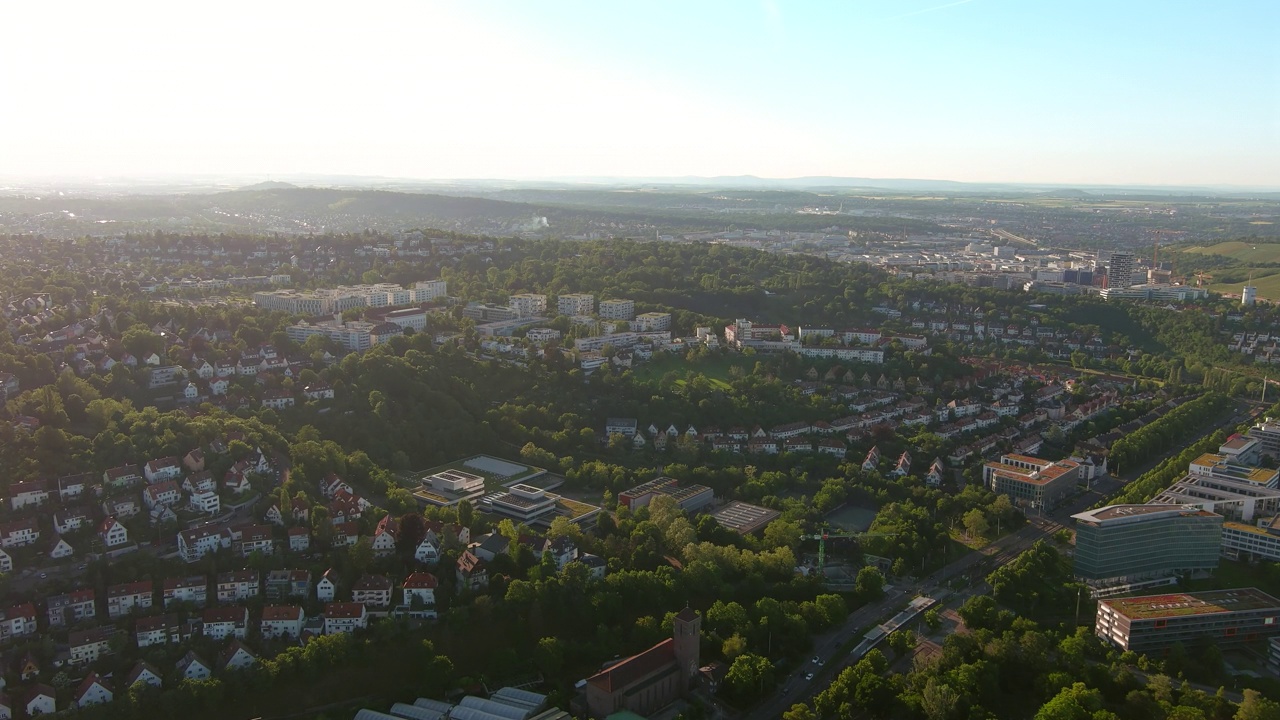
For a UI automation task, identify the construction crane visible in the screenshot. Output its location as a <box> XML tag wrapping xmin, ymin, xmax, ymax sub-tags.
<box><xmin>801</xmin><ymin>526</ymin><xmax>897</xmax><ymax>574</ymax></box>
<box><xmin>1194</xmin><ymin>271</ymin><xmax>1213</xmax><ymax>288</ymax></box>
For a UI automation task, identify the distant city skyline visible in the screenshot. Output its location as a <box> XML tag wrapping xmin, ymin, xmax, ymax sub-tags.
<box><xmin>1</xmin><ymin>0</ymin><xmax>1277</xmax><ymax>187</ymax></box>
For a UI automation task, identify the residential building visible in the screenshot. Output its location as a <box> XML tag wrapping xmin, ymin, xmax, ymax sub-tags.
<box><xmin>324</xmin><ymin>602</ymin><xmax>368</xmax><ymax>634</ymax></box>
<box><xmin>260</xmin><ymin>605</ymin><xmax>306</xmax><ymax>639</ymax></box>
<box><xmin>73</xmin><ymin>673</ymin><xmax>113</xmax><ymax>708</ymax></box>
<box><xmin>125</xmin><ymin>661</ymin><xmax>163</xmax><ymax>690</ymax></box>
<box><xmin>177</xmin><ymin>651</ymin><xmax>213</xmax><ymax>681</ymax></box>
<box><xmin>25</xmin><ymin>685</ymin><xmax>56</xmax><ymax>717</ymax></box>
<box><xmin>317</xmin><ymin>569</ymin><xmax>339</xmax><ymax>602</ymax></box>
<box><xmin>107</xmin><ymin>581</ymin><xmax>154</xmax><ymax>619</ymax></box>
<box><xmin>143</xmin><ymin>480</ymin><xmax>181</xmax><ymax>509</ymax></box>
<box><xmin>179</xmin><ymin>525</ymin><xmax>233</xmax><ymax>562</ymax></box>
<box><xmin>352</xmin><ymin>575</ymin><xmax>393</xmax><ymax>608</ymax></box>
<box><xmin>135</xmin><ymin>614</ymin><xmax>192</xmax><ymax>648</ymax></box>
<box><xmin>599</xmin><ymin>299</ymin><xmax>635</xmax><ymax>320</ymax></box>
<box><xmin>99</xmin><ymin>516</ymin><xmax>129</xmax><ymax>548</ymax></box>
<box><xmin>220</xmin><ymin>639</ymin><xmax>259</xmax><ymax>671</ymax></box>
<box><xmin>1071</xmin><ymin>505</ymin><xmax>1223</xmax><ymax>585</ymax></box>
<box><xmin>383</xmin><ymin>307</ymin><xmax>427</xmax><ymax>332</ymax></box>
<box><xmin>456</xmin><ymin>551</ymin><xmax>488</xmax><ymax>593</ymax></box>
<box><xmin>47</xmin><ymin>588</ymin><xmax>97</xmax><ymax>627</ymax></box>
<box><xmin>0</xmin><ymin>548</ymin><xmax>11</xmax><ymax>573</ymax></box>
<box><xmin>216</xmin><ymin>570</ymin><xmax>260</xmax><ymax>603</ymax></box>
<box><xmin>103</xmin><ymin>465</ymin><xmax>143</xmax><ymax>488</ymax></box>
<box><xmin>144</xmin><ymin>456</ymin><xmax>182</xmax><ymax>483</ymax></box>
<box><xmin>634</xmin><ymin>312</ymin><xmax>672</xmax><ymax>332</ymax></box>
<box><xmin>8</xmin><ymin>479</ymin><xmax>50</xmax><ymax>510</ymax></box>
<box><xmin>584</xmin><ymin>608</ymin><xmax>701</xmax><ymax>719</ymax></box>
<box><xmin>163</xmin><ymin>576</ymin><xmax>209</xmax><ymax>608</ymax></box>
<box><xmin>983</xmin><ymin>454</ymin><xmax>1083</xmax><ymax>512</ymax></box>
<box><xmin>401</xmin><ymin>572</ymin><xmax>438</xmax><ymax>617</ymax></box>
<box><xmin>556</xmin><ymin>293</ymin><xmax>594</xmax><ymax>317</ymax></box>
<box><xmin>508</xmin><ymin>293</ymin><xmax>548</xmax><ymax>317</ymax></box>
<box><xmin>69</xmin><ymin>626</ymin><xmax>116</xmax><ymax>665</ymax></box>
<box><xmin>0</xmin><ymin>603</ymin><xmax>37</xmax><ymax>641</ymax></box>
<box><xmin>203</xmin><ymin>606</ymin><xmax>249</xmax><ymax>640</ymax></box>
<box><xmin>1095</xmin><ymin>588</ymin><xmax>1280</xmax><ymax>652</ymax></box>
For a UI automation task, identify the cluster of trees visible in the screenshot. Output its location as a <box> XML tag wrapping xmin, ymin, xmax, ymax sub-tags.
<box><xmin>1109</xmin><ymin>393</ymin><xmax>1232</xmax><ymax>473</ymax></box>
<box><xmin>1108</xmin><ymin>430</ymin><xmax>1229</xmax><ymax>506</ymax></box>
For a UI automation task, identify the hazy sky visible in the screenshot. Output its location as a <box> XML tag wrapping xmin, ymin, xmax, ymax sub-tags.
<box><xmin>2</xmin><ymin>1</ymin><xmax>1277</xmax><ymax>186</ymax></box>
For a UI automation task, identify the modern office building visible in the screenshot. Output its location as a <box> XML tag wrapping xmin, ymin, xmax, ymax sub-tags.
<box><xmin>1247</xmin><ymin>419</ymin><xmax>1280</xmax><ymax>459</ymax></box>
<box><xmin>1095</xmin><ymin>588</ymin><xmax>1280</xmax><ymax>653</ymax></box>
<box><xmin>413</xmin><ymin>469</ymin><xmax>487</xmax><ymax>508</ymax></box>
<box><xmin>1221</xmin><ymin>515</ymin><xmax>1280</xmax><ymax>561</ymax></box>
<box><xmin>983</xmin><ymin>454</ymin><xmax>1082</xmax><ymax>511</ymax></box>
<box><xmin>1071</xmin><ymin>504</ymin><xmax>1223</xmax><ymax>585</ymax></box>
<box><xmin>1151</xmin><ymin>472</ymin><xmax>1280</xmax><ymax>522</ymax></box>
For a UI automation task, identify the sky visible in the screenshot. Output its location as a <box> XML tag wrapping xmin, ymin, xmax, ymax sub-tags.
<box><xmin>1</xmin><ymin>0</ymin><xmax>1277</xmax><ymax>187</ymax></box>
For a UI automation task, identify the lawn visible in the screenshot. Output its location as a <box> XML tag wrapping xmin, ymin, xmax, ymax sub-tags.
<box><xmin>1185</xmin><ymin>241</ymin><xmax>1280</xmax><ymax>264</ymax></box>
<box><xmin>1210</xmin><ymin>270</ymin><xmax>1280</xmax><ymax>301</ymax></box>
<box><xmin>629</xmin><ymin>353</ymin><xmax>751</xmax><ymax>387</ymax></box>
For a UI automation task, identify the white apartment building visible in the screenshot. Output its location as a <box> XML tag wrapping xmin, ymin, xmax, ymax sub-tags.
<box><xmin>253</xmin><ymin>280</ymin><xmax>445</xmax><ymax>315</ymax></box>
<box><xmin>599</xmin><ymin>299</ymin><xmax>635</xmax><ymax>320</ymax></box>
<box><xmin>286</xmin><ymin>319</ymin><xmax>403</xmax><ymax>351</ymax></box>
<box><xmin>557</xmin><ymin>293</ymin><xmax>595</xmax><ymax>316</ymax></box>
<box><xmin>508</xmin><ymin>294</ymin><xmax>548</xmax><ymax>318</ymax></box>
<box><xmin>633</xmin><ymin>312</ymin><xmax>672</xmax><ymax>332</ymax></box>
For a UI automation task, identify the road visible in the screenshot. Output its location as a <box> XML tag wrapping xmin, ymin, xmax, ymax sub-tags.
<box><xmin>746</xmin><ymin>480</ymin><xmax>1118</xmax><ymax>719</ymax></box>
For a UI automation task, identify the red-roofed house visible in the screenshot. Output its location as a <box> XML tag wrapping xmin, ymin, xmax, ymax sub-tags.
<box><xmin>73</xmin><ymin>672</ymin><xmax>113</xmax><ymax>707</ymax></box>
<box><xmin>323</xmin><ymin>602</ymin><xmax>368</xmax><ymax>634</ymax></box>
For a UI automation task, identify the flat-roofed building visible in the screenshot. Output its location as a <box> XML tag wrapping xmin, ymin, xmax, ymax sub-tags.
<box><xmin>599</xmin><ymin>299</ymin><xmax>635</xmax><ymax>321</ymax></box>
<box><xmin>634</xmin><ymin>312</ymin><xmax>672</xmax><ymax>332</ymax></box>
<box><xmin>983</xmin><ymin>454</ymin><xmax>1082</xmax><ymax>512</ymax></box>
<box><xmin>383</xmin><ymin>307</ymin><xmax>428</xmax><ymax>332</ymax></box>
<box><xmin>1187</xmin><ymin>452</ymin><xmax>1278</xmax><ymax>488</ymax></box>
<box><xmin>709</xmin><ymin>501</ymin><xmax>781</xmax><ymax>535</ymax></box>
<box><xmin>1095</xmin><ymin>588</ymin><xmax>1280</xmax><ymax>652</ymax></box>
<box><xmin>1218</xmin><ymin>435</ymin><xmax>1263</xmax><ymax>467</ymax></box>
<box><xmin>619</xmin><ymin>477</ymin><xmax>714</xmax><ymax>513</ymax></box>
<box><xmin>1151</xmin><ymin>472</ymin><xmax>1280</xmax><ymax>523</ymax></box>
<box><xmin>484</xmin><ymin>485</ymin><xmax>558</xmax><ymax>524</ymax></box>
<box><xmin>1222</xmin><ymin>515</ymin><xmax>1280</xmax><ymax>562</ymax></box>
<box><xmin>1072</xmin><ymin>504</ymin><xmax>1222</xmax><ymax>585</ymax></box>
<box><xmin>508</xmin><ymin>294</ymin><xmax>548</xmax><ymax>318</ymax></box>
<box><xmin>1247</xmin><ymin>420</ymin><xmax>1280</xmax><ymax>459</ymax></box>
<box><xmin>414</xmin><ymin>469</ymin><xmax>488</xmax><ymax>508</ymax></box>
<box><xmin>557</xmin><ymin>294</ymin><xmax>595</xmax><ymax>316</ymax></box>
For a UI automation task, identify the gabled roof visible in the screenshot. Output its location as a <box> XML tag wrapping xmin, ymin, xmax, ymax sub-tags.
<box><xmin>585</xmin><ymin>638</ymin><xmax>676</xmax><ymax>693</ymax></box>
<box><xmin>73</xmin><ymin>672</ymin><xmax>111</xmax><ymax>702</ymax></box>
<box><xmin>403</xmin><ymin>572</ymin><xmax>439</xmax><ymax>589</ymax></box>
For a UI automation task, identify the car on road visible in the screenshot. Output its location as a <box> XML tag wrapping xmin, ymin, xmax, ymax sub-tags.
<box><xmin>805</xmin><ymin>672</ymin><xmax>814</xmax><ymax>681</ymax></box>
<box><xmin>812</xmin><ymin>656</ymin><xmax>820</xmax><ymax>664</ymax></box>
<box><xmin>38</xmin><ymin>572</ymin><xmax>47</xmax><ymax>579</ymax></box>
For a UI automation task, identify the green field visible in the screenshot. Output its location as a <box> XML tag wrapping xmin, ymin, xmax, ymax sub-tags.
<box><xmin>629</xmin><ymin>353</ymin><xmax>749</xmax><ymax>387</ymax></box>
<box><xmin>1210</xmin><ymin>271</ymin><xmax>1280</xmax><ymax>300</ymax></box>
<box><xmin>1185</xmin><ymin>241</ymin><xmax>1280</xmax><ymax>263</ymax></box>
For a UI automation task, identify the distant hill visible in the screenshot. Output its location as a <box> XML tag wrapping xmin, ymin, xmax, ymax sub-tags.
<box><xmin>239</xmin><ymin>181</ymin><xmax>298</xmax><ymax>191</ymax></box>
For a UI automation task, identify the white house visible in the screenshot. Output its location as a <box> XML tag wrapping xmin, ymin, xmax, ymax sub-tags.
<box><xmin>144</xmin><ymin>457</ymin><xmax>183</xmax><ymax>483</ymax></box>
<box><xmin>202</xmin><ymin>606</ymin><xmax>249</xmax><ymax>641</ymax></box>
<box><xmin>323</xmin><ymin>602</ymin><xmax>368</xmax><ymax>634</ymax></box>
<box><xmin>401</xmin><ymin>572</ymin><xmax>438</xmax><ymax>616</ymax></box>
<box><xmin>125</xmin><ymin>661</ymin><xmax>163</xmax><ymax>689</ymax></box>
<box><xmin>178</xmin><ymin>526</ymin><xmax>232</xmax><ymax>563</ymax></box>
<box><xmin>49</xmin><ymin>537</ymin><xmax>74</xmax><ymax>559</ymax></box>
<box><xmin>143</xmin><ymin>480</ymin><xmax>182</xmax><ymax>509</ymax></box>
<box><xmin>316</xmin><ymin>569</ymin><xmax>339</xmax><ymax>602</ymax></box>
<box><xmin>25</xmin><ymin>686</ymin><xmax>56</xmax><ymax>717</ymax></box>
<box><xmin>0</xmin><ymin>548</ymin><xmax>12</xmax><ymax>573</ymax></box>
<box><xmin>99</xmin><ymin>516</ymin><xmax>129</xmax><ymax>547</ymax></box>
<box><xmin>0</xmin><ymin>520</ymin><xmax>38</xmax><ymax>548</ymax></box>
<box><xmin>260</xmin><ymin>605</ymin><xmax>305</xmax><ymax>639</ymax></box>
<box><xmin>73</xmin><ymin>672</ymin><xmax>113</xmax><ymax>708</ymax></box>
<box><xmin>188</xmin><ymin>490</ymin><xmax>221</xmax><ymax>515</ymax></box>
<box><xmin>69</xmin><ymin>626</ymin><xmax>115</xmax><ymax>665</ymax></box>
<box><xmin>177</xmin><ymin>651</ymin><xmax>213</xmax><ymax>681</ymax></box>
<box><xmin>288</xmin><ymin>527</ymin><xmax>310</xmax><ymax>552</ymax></box>
<box><xmin>220</xmin><ymin>640</ymin><xmax>259</xmax><ymax>671</ymax></box>
<box><xmin>414</xmin><ymin>532</ymin><xmax>441</xmax><ymax>564</ymax></box>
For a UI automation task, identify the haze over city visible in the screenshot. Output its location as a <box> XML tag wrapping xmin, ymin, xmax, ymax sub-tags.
<box><xmin>2</xmin><ymin>0</ymin><xmax>1278</xmax><ymax>187</ymax></box>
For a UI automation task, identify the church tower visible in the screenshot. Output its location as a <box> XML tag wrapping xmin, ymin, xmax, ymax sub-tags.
<box><xmin>672</xmin><ymin>606</ymin><xmax>701</xmax><ymax>687</ymax></box>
